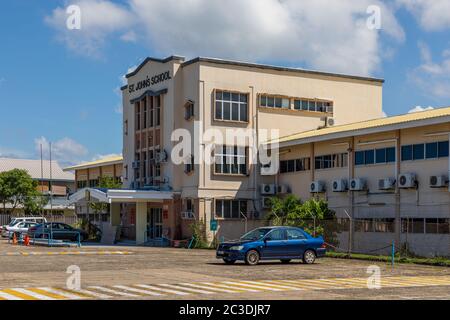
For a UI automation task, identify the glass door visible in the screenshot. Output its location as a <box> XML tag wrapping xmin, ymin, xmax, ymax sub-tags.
<box><xmin>147</xmin><ymin>208</ymin><xmax>163</xmax><ymax>240</ymax></box>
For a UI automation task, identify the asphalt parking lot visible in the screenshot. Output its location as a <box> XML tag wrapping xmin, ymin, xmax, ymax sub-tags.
<box><xmin>0</xmin><ymin>238</ymin><xmax>449</xmax><ymax>300</ymax></box>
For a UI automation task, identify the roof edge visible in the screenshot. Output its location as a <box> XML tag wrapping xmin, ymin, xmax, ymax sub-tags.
<box><xmin>125</xmin><ymin>55</ymin><xmax>186</xmax><ymax>79</ymax></box>
<box><xmin>181</xmin><ymin>57</ymin><xmax>385</xmax><ymax>83</ymax></box>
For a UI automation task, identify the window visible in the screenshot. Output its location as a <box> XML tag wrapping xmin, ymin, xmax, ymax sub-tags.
<box><xmin>425</xmin><ymin>218</ymin><xmax>450</xmax><ymax>234</ymax></box>
<box><xmin>155</xmin><ymin>96</ymin><xmax>161</xmax><ymax>126</ymax></box>
<box><xmin>401</xmin><ymin>218</ymin><xmax>425</xmax><ymax>234</ymax></box>
<box><xmin>186</xmin><ymin>199</ymin><xmax>194</xmax><ymax>213</ymax></box>
<box><xmin>89</xmin><ymin>179</ymin><xmax>99</xmax><ymax>188</ymax></box>
<box><xmin>266</xmin><ymin>229</ymin><xmax>286</xmax><ymax>241</ymax></box>
<box><xmin>280</xmin><ymin>158</ymin><xmax>310</xmax><ymax>174</ymax></box>
<box><xmin>315</xmin><ymin>153</ymin><xmax>347</xmax><ymax>170</ymax></box>
<box><xmin>136</xmin><ymin>103</ymin><xmax>141</xmax><ymax>131</ymax></box>
<box><xmin>402</xmin><ymin>141</ymin><xmax>448</xmax><ymax>161</ymax></box>
<box><xmin>357</xmin><ymin>147</ymin><xmax>395</xmax><ymax>165</ymax></box>
<box><xmin>214</xmin><ymin>145</ymin><xmax>247</xmax><ymax>175</ymax></box>
<box><xmin>215</xmin><ymin>90</ymin><xmax>248</xmax><ymax>122</ymax></box>
<box><xmin>293</xmin><ymin>99</ymin><xmax>333</xmax><ymax>113</ymax></box>
<box><xmin>215</xmin><ymin>200</ymin><xmax>247</xmax><ymax>219</ymax></box>
<box><xmin>184</xmin><ymin>101</ymin><xmax>194</xmax><ymax>120</ymax></box>
<box><xmin>77</xmin><ymin>180</ymin><xmax>87</xmax><ymax>189</ymax></box>
<box><xmin>124</xmin><ymin>120</ymin><xmax>128</xmax><ymax>135</ymax></box>
<box><xmin>260</xmin><ymin>95</ymin><xmax>290</xmax><ymax>109</ymax></box>
<box><xmin>143</xmin><ymin>99</ymin><xmax>147</xmax><ymax>129</ymax></box>
<box><xmin>185</xmin><ymin>155</ymin><xmax>195</xmax><ymax>174</ymax></box>
<box><xmin>286</xmin><ymin>229</ymin><xmax>306</xmax><ymax>240</ymax></box>
<box><xmin>373</xmin><ymin>219</ymin><xmax>395</xmax><ymax>233</ymax></box>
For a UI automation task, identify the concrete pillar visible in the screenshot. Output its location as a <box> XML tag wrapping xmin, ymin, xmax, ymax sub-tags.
<box><xmin>136</xmin><ymin>202</ymin><xmax>147</xmax><ymax>245</ymax></box>
<box><xmin>110</xmin><ymin>203</ymin><xmax>121</xmax><ymax>227</ymax></box>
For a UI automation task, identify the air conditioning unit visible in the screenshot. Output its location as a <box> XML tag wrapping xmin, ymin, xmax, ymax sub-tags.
<box><xmin>430</xmin><ymin>175</ymin><xmax>448</xmax><ymax>188</ymax></box>
<box><xmin>261</xmin><ymin>184</ymin><xmax>276</xmax><ymax>195</ymax></box>
<box><xmin>310</xmin><ymin>181</ymin><xmax>325</xmax><ymax>193</ymax></box>
<box><xmin>398</xmin><ymin>173</ymin><xmax>417</xmax><ymax>189</ymax></box>
<box><xmin>181</xmin><ymin>211</ymin><xmax>195</xmax><ymax>220</ymax></box>
<box><xmin>276</xmin><ymin>185</ymin><xmax>289</xmax><ymax>194</ymax></box>
<box><xmin>326</xmin><ymin>117</ymin><xmax>335</xmax><ymax>127</ymax></box>
<box><xmin>156</xmin><ymin>150</ymin><xmax>168</xmax><ymax>163</ymax></box>
<box><xmin>261</xmin><ymin>197</ymin><xmax>272</xmax><ymax>209</ymax></box>
<box><xmin>332</xmin><ymin>179</ymin><xmax>348</xmax><ymax>192</ymax></box>
<box><xmin>260</xmin><ymin>164</ymin><xmax>277</xmax><ymax>176</ymax></box>
<box><xmin>252</xmin><ymin>211</ymin><xmax>260</xmax><ymax>219</ymax></box>
<box><xmin>131</xmin><ymin>161</ymin><xmax>140</xmax><ymax>169</ymax></box>
<box><xmin>349</xmin><ymin>178</ymin><xmax>367</xmax><ymax>191</ymax></box>
<box><xmin>379</xmin><ymin>178</ymin><xmax>396</xmax><ymax>190</ymax></box>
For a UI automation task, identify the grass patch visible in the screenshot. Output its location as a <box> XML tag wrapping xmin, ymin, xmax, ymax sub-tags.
<box><xmin>326</xmin><ymin>251</ymin><xmax>450</xmax><ymax>267</ymax></box>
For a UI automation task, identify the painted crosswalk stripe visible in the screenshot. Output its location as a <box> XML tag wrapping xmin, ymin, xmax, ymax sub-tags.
<box><xmin>201</xmin><ymin>282</ymin><xmax>261</xmax><ymax>292</ymax></box>
<box><xmin>179</xmin><ymin>282</ymin><xmax>243</xmax><ymax>293</ymax></box>
<box><xmin>26</xmin><ymin>288</ymin><xmax>69</xmax><ymax>299</ymax></box>
<box><xmin>63</xmin><ymin>288</ymin><xmax>112</xmax><ymax>299</ymax></box>
<box><xmin>281</xmin><ymin>279</ymin><xmax>337</xmax><ymax>290</ymax></box>
<box><xmin>113</xmin><ymin>285</ymin><xmax>164</xmax><ymax>296</ymax></box>
<box><xmin>88</xmin><ymin>286</ymin><xmax>139</xmax><ymax>297</ymax></box>
<box><xmin>9</xmin><ymin>288</ymin><xmax>56</xmax><ymax>300</ymax></box>
<box><xmin>263</xmin><ymin>280</ymin><xmax>307</xmax><ymax>290</ymax></box>
<box><xmin>241</xmin><ymin>280</ymin><xmax>302</xmax><ymax>291</ymax></box>
<box><xmin>135</xmin><ymin>284</ymin><xmax>191</xmax><ymax>296</ymax></box>
<box><xmin>0</xmin><ymin>291</ymin><xmax>24</xmax><ymax>300</ymax></box>
<box><xmin>314</xmin><ymin>279</ymin><xmax>364</xmax><ymax>289</ymax></box>
<box><xmin>157</xmin><ymin>283</ymin><xmax>215</xmax><ymax>294</ymax></box>
<box><xmin>37</xmin><ymin>287</ymin><xmax>84</xmax><ymax>299</ymax></box>
<box><xmin>222</xmin><ymin>281</ymin><xmax>284</xmax><ymax>291</ymax></box>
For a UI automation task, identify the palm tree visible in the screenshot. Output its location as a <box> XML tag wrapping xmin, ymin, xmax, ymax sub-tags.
<box><xmin>265</xmin><ymin>195</ymin><xmax>303</xmax><ymax>226</ymax></box>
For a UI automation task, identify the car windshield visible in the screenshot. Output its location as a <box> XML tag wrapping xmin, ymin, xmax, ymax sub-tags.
<box><xmin>240</xmin><ymin>228</ymin><xmax>272</xmax><ymax>241</ymax></box>
<box><xmin>8</xmin><ymin>220</ymin><xmax>20</xmax><ymax>227</ymax></box>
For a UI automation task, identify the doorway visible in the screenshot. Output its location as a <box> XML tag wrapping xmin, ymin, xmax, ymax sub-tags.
<box><xmin>147</xmin><ymin>208</ymin><xmax>163</xmax><ymax>239</ymax></box>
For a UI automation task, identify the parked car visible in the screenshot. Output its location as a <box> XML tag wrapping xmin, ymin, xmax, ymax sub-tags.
<box><xmin>1</xmin><ymin>222</ymin><xmax>38</xmax><ymax>239</ymax></box>
<box><xmin>1</xmin><ymin>217</ymin><xmax>47</xmax><ymax>237</ymax></box>
<box><xmin>28</xmin><ymin>222</ymin><xmax>88</xmax><ymax>242</ymax></box>
<box><xmin>216</xmin><ymin>226</ymin><xmax>326</xmax><ymax>265</ymax></box>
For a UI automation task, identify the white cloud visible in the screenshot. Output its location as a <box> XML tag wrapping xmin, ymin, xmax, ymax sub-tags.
<box><xmin>409</xmin><ymin>42</ymin><xmax>450</xmax><ymax>99</ymax></box>
<box><xmin>408</xmin><ymin>106</ymin><xmax>435</xmax><ymax>114</ymax></box>
<box><xmin>397</xmin><ymin>0</ymin><xmax>450</xmax><ymax>31</ymax></box>
<box><xmin>120</xmin><ymin>30</ymin><xmax>137</xmax><ymax>43</ymax></box>
<box><xmin>46</xmin><ymin>0</ymin><xmax>405</xmax><ymax>76</ymax></box>
<box><xmin>91</xmin><ymin>153</ymin><xmax>122</xmax><ymax>161</ymax></box>
<box><xmin>45</xmin><ymin>0</ymin><xmax>135</xmax><ymax>58</ymax></box>
<box><xmin>0</xmin><ymin>146</ymin><xmax>29</xmax><ymax>159</ymax></box>
<box><xmin>34</xmin><ymin>136</ymin><xmax>88</xmax><ymax>166</ymax></box>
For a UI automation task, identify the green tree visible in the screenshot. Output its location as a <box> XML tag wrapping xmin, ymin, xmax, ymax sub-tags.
<box><xmin>0</xmin><ymin>169</ymin><xmax>40</xmax><ymax>215</ymax></box>
<box><xmin>89</xmin><ymin>176</ymin><xmax>122</xmax><ymax>220</ymax></box>
<box><xmin>265</xmin><ymin>195</ymin><xmax>303</xmax><ymax>226</ymax></box>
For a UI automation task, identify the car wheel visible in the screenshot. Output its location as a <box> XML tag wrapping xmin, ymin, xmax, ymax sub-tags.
<box><xmin>280</xmin><ymin>259</ymin><xmax>291</xmax><ymax>264</ymax></box>
<box><xmin>245</xmin><ymin>250</ymin><xmax>260</xmax><ymax>266</ymax></box>
<box><xmin>302</xmin><ymin>250</ymin><xmax>316</xmax><ymax>264</ymax></box>
<box><xmin>223</xmin><ymin>259</ymin><xmax>236</xmax><ymax>265</ymax></box>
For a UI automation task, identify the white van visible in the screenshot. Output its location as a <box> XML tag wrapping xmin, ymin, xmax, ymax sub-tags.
<box><xmin>0</xmin><ymin>217</ymin><xmax>47</xmax><ymax>237</ymax></box>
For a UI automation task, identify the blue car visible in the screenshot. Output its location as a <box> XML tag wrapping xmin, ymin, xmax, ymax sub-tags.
<box><xmin>216</xmin><ymin>226</ymin><xmax>326</xmax><ymax>265</ymax></box>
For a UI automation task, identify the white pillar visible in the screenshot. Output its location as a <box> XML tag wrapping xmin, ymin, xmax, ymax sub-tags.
<box><xmin>136</xmin><ymin>202</ymin><xmax>147</xmax><ymax>245</ymax></box>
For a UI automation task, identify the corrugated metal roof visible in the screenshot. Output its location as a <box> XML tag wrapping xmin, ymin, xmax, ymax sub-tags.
<box><xmin>0</xmin><ymin>158</ymin><xmax>74</xmax><ymax>181</ymax></box>
<box><xmin>273</xmin><ymin>107</ymin><xmax>450</xmax><ymax>145</ymax></box>
<box><xmin>63</xmin><ymin>155</ymin><xmax>123</xmax><ymax>171</ymax></box>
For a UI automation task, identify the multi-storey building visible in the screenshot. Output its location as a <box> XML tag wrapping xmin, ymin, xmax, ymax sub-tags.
<box><xmin>115</xmin><ymin>55</ymin><xmax>384</xmax><ymax>244</ymax></box>
<box><xmin>270</xmin><ymin>108</ymin><xmax>450</xmax><ymax>257</ymax></box>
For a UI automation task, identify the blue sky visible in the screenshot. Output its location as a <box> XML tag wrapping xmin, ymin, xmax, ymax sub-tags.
<box><xmin>0</xmin><ymin>0</ymin><xmax>450</xmax><ymax>166</ymax></box>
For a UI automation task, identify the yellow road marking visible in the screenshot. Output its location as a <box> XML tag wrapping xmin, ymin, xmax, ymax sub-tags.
<box><xmin>2</xmin><ymin>289</ymin><xmax>37</xmax><ymax>300</ymax></box>
<box><xmin>26</xmin><ymin>288</ymin><xmax>67</xmax><ymax>299</ymax></box>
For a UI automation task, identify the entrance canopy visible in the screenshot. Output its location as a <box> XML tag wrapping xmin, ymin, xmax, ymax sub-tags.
<box><xmin>68</xmin><ymin>188</ymin><xmax>174</xmax><ymax>204</ymax></box>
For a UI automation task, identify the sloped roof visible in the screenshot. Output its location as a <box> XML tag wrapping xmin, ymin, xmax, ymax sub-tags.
<box><xmin>63</xmin><ymin>155</ymin><xmax>123</xmax><ymax>171</ymax></box>
<box><xmin>0</xmin><ymin>158</ymin><xmax>74</xmax><ymax>181</ymax></box>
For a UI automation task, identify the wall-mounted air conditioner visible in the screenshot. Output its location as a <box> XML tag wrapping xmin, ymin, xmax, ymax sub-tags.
<box><xmin>398</xmin><ymin>173</ymin><xmax>417</xmax><ymax>189</ymax></box>
<box><xmin>430</xmin><ymin>175</ymin><xmax>448</xmax><ymax>188</ymax></box>
<box><xmin>261</xmin><ymin>184</ymin><xmax>276</xmax><ymax>195</ymax></box>
<box><xmin>310</xmin><ymin>181</ymin><xmax>326</xmax><ymax>193</ymax></box>
<box><xmin>349</xmin><ymin>178</ymin><xmax>367</xmax><ymax>191</ymax></box>
<box><xmin>332</xmin><ymin>179</ymin><xmax>348</xmax><ymax>192</ymax></box>
<box><xmin>276</xmin><ymin>185</ymin><xmax>289</xmax><ymax>194</ymax></box>
<box><xmin>261</xmin><ymin>197</ymin><xmax>272</xmax><ymax>209</ymax></box>
<box><xmin>378</xmin><ymin>178</ymin><xmax>396</xmax><ymax>190</ymax></box>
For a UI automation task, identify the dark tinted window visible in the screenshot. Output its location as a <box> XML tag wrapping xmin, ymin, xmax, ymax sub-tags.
<box><xmin>426</xmin><ymin>142</ymin><xmax>438</xmax><ymax>159</ymax></box>
<box><xmin>401</xmin><ymin>145</ymin><xmax>413</xmax><ymax>161</ymax></box>
<box><xmin>266</xmin><ymin>229</ymin><xmax>286</xmax><ymax>241</ymax></box>
<box><xmin>413</xmin><ymin>144</ymin><xmax>424</xmax><ymax>160</ymax></box>
<box><xmin>286</xmin><ymin>229</ymin><xmax>306</xmax><ymax>240</ymax></box>
<box><xmin>365</xmin><ymin>150</ymin><xmax>375</xmax><ymax>165</ymax></box>
<box><xmin>375</xmin><ymin>148</ymin><xmax>386</xmax><ymax>164</ymax></box>
<box><xmin>438</xmin><ymin>141</ymin><xmax>449</xmax><ymax>158</ymax></box>
<box><xmin>386</xmin><ymin>147</ymin><xmax>396</xmax><ymax>163</ymax></box>
<box><xmin>355</xmin><ymin>151</ymin><xmax>364</xmax><ymax>165</ymax></box>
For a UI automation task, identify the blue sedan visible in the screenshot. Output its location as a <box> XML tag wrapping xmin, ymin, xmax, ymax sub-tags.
<box><xmin>216</xmin><ymin>226</ymin><xmax>326</xmax><ymax>265</ymax></box>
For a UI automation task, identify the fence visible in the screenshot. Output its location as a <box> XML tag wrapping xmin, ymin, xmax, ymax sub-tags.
<box><xmin>0</xmin><ymin>214</ymin><xmax>78</xmax><ymax>226</ymax></box>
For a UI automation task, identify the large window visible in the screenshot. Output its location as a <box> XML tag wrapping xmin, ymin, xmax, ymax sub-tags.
<box><xmin>215</xmin><ymin>90</ymin><xmax>248</xmax><ymax>122</ymax></box>
<box><xmin>355</xmin><ymin>147</ymin><xmax>395</xmax><ymax>166</ymax></box>
<box><xmin>315</xmin><ymin>153</ymin><xmax>347</xmax><ymax>170</ymax></box>
<box><xmin>214</xmin><ymin>145</ymin><xmax>247</xmax><ymax>175</ymax></box>
<box><xmin>260</xmin><ymin>95</ymin><xmax>290</xmax><ymax>109</ymax></box>
<box><xmin>294</xmin><ymin>99</ymin><xmax>333</xmax><ymax>113</ymax></box>
<box><xmin>280</xmin><ymin>157</ymin><xmax>311</xmax><ymax>174</ymax></box>
<box><xmin>402</xmin><ymin>141</ymin><xmax>449</xmax><ymax>161</ymax></box>
<box><xmin>215</xmin><ymin>200</ymin><xmax>247</xmax><ymax>219</ymax></box>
